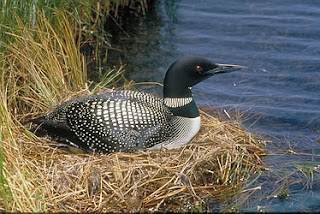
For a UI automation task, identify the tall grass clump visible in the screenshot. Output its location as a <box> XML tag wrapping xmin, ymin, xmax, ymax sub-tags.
<box><xmin>0</xmin><ymin>0</ymin><xmax>143</xmax><ymax>210</ymax></box>
<box><xmin>0</xmin><ymin>0</ymin><xmax>149</xmax><ymax>55</ymax></box>
<box><xmin>0</xmin><ymin>8</ymin><xmax>121</xmax><ymax>211</ymax></box>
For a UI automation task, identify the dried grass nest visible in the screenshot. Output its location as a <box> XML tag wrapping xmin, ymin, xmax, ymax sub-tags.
<box><xmin>4</xmin><ymin>109</ymin><xmax>266</xmax><ymax>212</ymax></box>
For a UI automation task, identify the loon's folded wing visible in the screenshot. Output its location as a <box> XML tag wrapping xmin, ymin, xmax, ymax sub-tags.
<box><xmin>64</xmin><ymin>91</ymin><xmax>173</xmax><ymax>153</ymax></box>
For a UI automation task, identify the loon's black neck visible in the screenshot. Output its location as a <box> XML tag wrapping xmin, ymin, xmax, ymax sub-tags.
<box><xmin>163</xmin><ymin>86</ymin><xmax>199</xmax><ymax>118</ymax></box>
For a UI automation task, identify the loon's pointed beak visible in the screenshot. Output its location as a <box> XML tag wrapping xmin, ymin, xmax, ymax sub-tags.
<box><xmin>213</xmin><ymin>63</ymin><xmax>246</xmax><ymax>74</ymax></box>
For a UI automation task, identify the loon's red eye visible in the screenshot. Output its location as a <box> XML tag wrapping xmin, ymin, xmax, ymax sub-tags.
<box><xmin>196</xmin><ymin>65</ymin><xmax>203</xmax><ymax>72</ymax></box>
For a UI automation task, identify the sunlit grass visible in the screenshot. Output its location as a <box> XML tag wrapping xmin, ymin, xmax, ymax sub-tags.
<box><xmin>0</xmin><ymin>1</ymin><xmax>146</xmax><ymax>211</ymax></box>
<box><xmin>0</xmin><ymin>7</ymin><xmax>125</xmax><ymax>211</ymax></box>
<box><xmin>0</xmin><ymin>10</ymin><xmax>84</xmax><ymax>211</ymax></box>
<box><xmin>0</xmin><ymin>0</ymin><xmax>148</xmax><ymax>57</ymax></box>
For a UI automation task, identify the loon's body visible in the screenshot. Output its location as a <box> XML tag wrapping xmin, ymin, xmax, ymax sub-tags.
<box><xmin>30</xmin><ymin>56</ymin><xmax>243</xmax><ymax>154</ymax></box>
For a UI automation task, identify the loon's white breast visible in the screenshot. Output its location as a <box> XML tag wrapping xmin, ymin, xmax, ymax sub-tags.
<box><xmin>148</xmin><ymin>116</ymin><xmax>201</xmax><ymax>150</ymax></box>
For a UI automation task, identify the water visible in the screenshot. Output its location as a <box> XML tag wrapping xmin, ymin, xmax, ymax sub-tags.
<box><xmin>105</xmin><ymin>0</ymin><xmax>320</xmax><ymax>212</ymax></box>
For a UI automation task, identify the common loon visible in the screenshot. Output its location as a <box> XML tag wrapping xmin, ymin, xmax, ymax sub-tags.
<box><xmin>30</xmin><ymin>56</ymin><xmax>244</xmax><ymax>154</ymax></box>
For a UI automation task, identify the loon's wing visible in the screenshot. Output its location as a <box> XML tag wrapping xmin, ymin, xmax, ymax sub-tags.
<box><xmin>29</xmin><ymin>115</ymin><xmax>91</xmax><ymax>151</ymax></box>
<box><xmin>64</xmin><ymin>91</ymin><xmax>173</xmax><ymax>153</ymax></box>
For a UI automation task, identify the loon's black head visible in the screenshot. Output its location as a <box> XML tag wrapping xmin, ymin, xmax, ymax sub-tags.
<box><xmin>163</xmin><ymin>56</ymin><xmax>244</xmax><ymax>98</ymax></box>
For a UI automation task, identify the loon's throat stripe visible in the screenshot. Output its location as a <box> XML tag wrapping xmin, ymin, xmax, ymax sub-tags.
<box><xmin>164</xmin><ymin>97</ymin><xmax>193</xmax><ymax>108</ymax></box>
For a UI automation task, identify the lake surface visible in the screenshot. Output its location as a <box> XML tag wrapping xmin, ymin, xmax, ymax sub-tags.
<box><xmin>106</xmin><ymin>0</ymin><xmax>320</xmax><ymax>212</ymax></box>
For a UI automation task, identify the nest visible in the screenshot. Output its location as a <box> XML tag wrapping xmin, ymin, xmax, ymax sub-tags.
<box><xmin>3</xmin><ymin>110</ymin><xmax>266</xmax><ymax>212</ymax></box>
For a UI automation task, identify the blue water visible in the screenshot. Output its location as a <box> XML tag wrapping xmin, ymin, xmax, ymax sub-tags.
<box><xmin>108</xmin><ymin>0</ymin><xmax>320</xmax><ymax>212</ymax></box>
